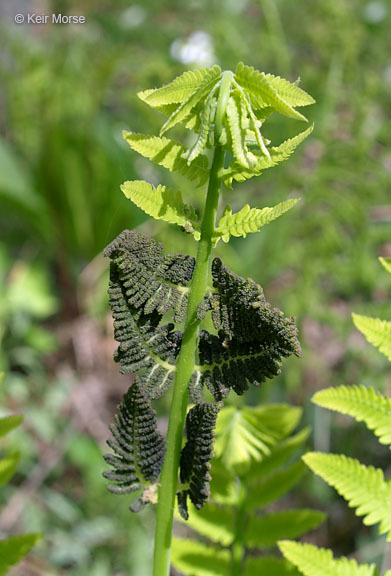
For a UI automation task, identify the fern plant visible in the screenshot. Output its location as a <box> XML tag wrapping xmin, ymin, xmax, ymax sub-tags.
<box><xmin>171</xmin><ymin>403</ymin><xmax>325</xmax><ymax>576</ymax></box>
<box><xmin>102</xmin><ymin>63</ymin><xmax>314</xmax><ymax>575</ymax></box>
<box><xmin>280</xmin><ymin>257</ymin><xmax>391</xmax><ymax>576</ymax></box>
<box><xmin>0</xmin><ymin>373</ymin><xmax>41</xmax><ymax>574</ymax></box>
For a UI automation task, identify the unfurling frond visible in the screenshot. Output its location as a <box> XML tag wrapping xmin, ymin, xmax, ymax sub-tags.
<box><xmin>178</xmin><ymin>403</ymin><xmax>220</xmax><ymax>520</ymax></box>
<box><xmin>312</xmin><ymin>385</ymin><xmax>391</xmax><ymax>447</ymax></box>
<box><xmin>191</xmin><ymin>258</ymin><xmax>301</xmax><ymax>401</ymax></box>
<box><xmin>213</xmin><ymin>199</ymin><xmax>299</xmax><ymax>243</ymax></box>
<box><xmin>225</xmin><ymin>92</ymin><xmax>252</xmax><ymax>168</ymax></box>
<box><xmin>303</xmin><ymin>452</ymin><xmax>391</xmax><ymax>540</ymax></box>
<box><xmin>122</xmin><ymin>132</ymin><xmax>209</xmax><ymax>186</ymax></box>
<box><xmin>352</xmin><ymin>313</ymin><xmax>391</xmax><ymax>361</ymax></box>
<box><xmin>121</xmin><ymin>180</ymin><xmax>200</xmax><ymax>240</ymax></box>
<box><xmin>105</xmin><ymin>230</ymin><xmax>194</xmax><ymax>323</ymax></box>
<box><xmin>223</xmin><ymin>125</ymin><xmax>313</xmax><ymax>188</ymax></box>
<box><xmin>103</xmin><ymin>382</ymin><xmax>166</xmax><ymax>511</ymax></box>
<box><xmin>138</xmin><ymin>66</ymin><xmax>222</xmax><ymax>108</ymax></box>
<box><xmin>235</xmin><ymin>62</ymin><xmax>311</xmax><ymax>121</ymax></box>
<box><xmin>279</xmin><ymin>541</ymin><xmax>378</xmax><ymax>576</ymax></box>
<box><xmin>379</xmin><ymin>256</ymin><xmax>391</xmax><ymax>275</ymax></box>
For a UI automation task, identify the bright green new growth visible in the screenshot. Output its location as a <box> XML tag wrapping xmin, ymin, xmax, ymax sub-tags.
<box><xmin>0</xmin><ymin>373</ymin><xmax>41</xmax><ymax>574</ymax></box>
<box><xmin>103</xmin><ymin>63</ymin><xmax>314</xmax><ymax>576</ymax></box>
<box><xmin>280</xmin><ymin>258</ymin><xmax>391</xmax><ymax>575</ymax></box>
<box><xmin>172</xmin><ymin>405</ymin><xmax>324</xmax><ymax>576</ymax></box>
<box><xmin>352</xmin><ymin>314</ymin><xmax>391</xmax><ymax>361</ymax></box>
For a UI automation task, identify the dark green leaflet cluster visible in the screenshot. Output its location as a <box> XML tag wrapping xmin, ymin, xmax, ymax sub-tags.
<box><xmin>103</xmin><ymin>381</ymin><xmax>166</xmax><ymax>512</ymax></box>
<box><xmin>104</xmin><ymin>229</ymin><xmax>194</xmax><ymax>323</ymax></box>
<box><xmin>190</xmin><ymin>258</ymin><xmax>302</xmax><ymax>402</ymax></box>
<box><xmin>177</xmin><ymin>402</ymin><xmax>220</xmax><ymax>520</ymax></box>
<box><xmin>104</xmin><ymin>230</ymin><xmax>301</xmax><ymax>517</ymax></box>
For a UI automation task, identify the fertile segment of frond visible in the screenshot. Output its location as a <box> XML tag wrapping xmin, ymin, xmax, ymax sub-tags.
<box><xmin>105</xmin><ymin>230</ymin><xmax>194</xmax><ymax>323</ymax></box>
<box><xmin>103</xmin><ymin>382</ymin><xmax>166</xmax><ymax>511</ymax></box>
<box><xmin>105</xmin><ymin>231</ymin><xmax>195</xmax><ymax>398</ymax></box>
<box><xmin>279</xmin><ymin>541</ymin><xmax>378</xmax><ymax>576</ymax></box>
<box><xmin>352</xmin><ymin>313</ymin><xmax>391</xmax><ymax>361</ymax></box>
<box><xmin>303</xmin><ymin>452</ymin><xmax>391</xmax><ymax>540</ymax></box>
<box><xmin>222</xmin><ymin>125</ymin><xmax>313</xmax><ymax>188</ymax></box>
<box><xmin>122</xmin><ymin>132</ymin><xmax>209</xmax><ymax>186</ymax></box>
<box><xmin>191</xmin><ymin>258</ymin><xmax>301</xmax><ymax>401</ymax></box>
<box><xmin>213</xmin><ymin>199</ymin><xmax>299</xmax><ymax>243</ymax></box>
<box><xmin>312</xmin><ymin>385</ymin><xmax>391</xmax><ymax>447</ymax></box>
<box><xmin>178</xmin><ymin>403</ymin><xmax>220</xmax><ymax>520</ymax></box>
<box><xmin>121</xmin><ymin>180</ymin><xmax>200</xmax><ymax>239</ymax></box>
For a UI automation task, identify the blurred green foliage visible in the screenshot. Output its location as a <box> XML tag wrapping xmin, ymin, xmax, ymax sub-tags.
<box><xmin>0</xmin><ymin>0</ymin><xmax>389</xmax><ymax>574</ymax></box>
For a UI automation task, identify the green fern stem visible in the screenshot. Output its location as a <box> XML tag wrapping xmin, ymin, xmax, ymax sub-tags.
<box><xmin>152</xmin><ymin>72</ymin><xmax>233</xmax><ymax>576</ymax></box>
<box><xmin>231</xmin><ymin>478</ymin><xmax>247</xmax><ymax>576</ymax></box>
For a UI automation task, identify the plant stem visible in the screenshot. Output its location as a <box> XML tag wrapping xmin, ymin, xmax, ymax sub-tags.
<box><xmin>231</xmin><ymin>478</ymin><xmax>247</xmax><ymax>576</ymax></box>
<box><xmin>152</xmin><ymin>71</ymin><xmax>233</xmax><ymax>576</ymax></box>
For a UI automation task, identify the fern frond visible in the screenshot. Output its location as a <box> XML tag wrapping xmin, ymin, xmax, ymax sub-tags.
<box><xmin>0</xmin><ymin>534</ymin><xmax>42</xmax><ymax>575</ymax></box>
<box><xmin>213</xmin><ymin>404</ymin><xmax>302</xmax><ymax>474</ymax></box>
<box><xmin>103</xmin><ymin>381</ymin><xmax>166</xmax><ymax>511</ymax></box>
<box><xmin>171</xmin><ymin>539</ymin><xmax>230</xmax><ymax>576</ymax></box>
<box><xmin>222</xmin><ymin>125</ymin><xmax>313</xmax><ymax>188</ymax></box>
<box><xmin>0</xmin><ymin>453</ymin><xmax>19</xmax><ymax>487</ymax></box>
<box><xmin>105</xmin><ymin>230</ymin><xmax>194</xmax><ymax>323</ymax></box>
<box><xmin>122</xmin><ymin>132</ymin><xmax>209</xmax><ymax>186</ymax></box>
<box><xmin>235</xmin><ymin>62</ymin><xmax>309</xmax><ymax>121</ymax></box>
<box><xmin>138</xmin><ymin>66</ymin><xmax>221</xmax><ymax>107</ymax></box>
<box><xmin>246</xmin><ymin>461</ymin><xmax>306</xmax><ymax>510</ymax></box>
<box><xmin>213</xmin><ymin>199</ymin><xmax>299</xmax><ymax>243</ymax></box>
<box><xmin>178</xmin><ymin>403</ymin><xmax>220</xmax><ymax>520</ymax></box>
<box><xmin>247</xmin><ymin>427</ymin><xmax>310</xmax><ymax>479</ymax></box>
<box><xmin>159</xmin><ymin>67</ymin><xmax>222</xmax><ymax>135</ymax></box>
<box><xmin>183</xmin><ymin>96</ymin><xmax>214</xmax><ymax>164</ymax></box>
<box><xmin>312</xmin><ymin>385</ymin><xmax>391</xmax><ymax>447</ymax></box>
<box><xmin>264</xmin><ymin>74</ymin><xmax>315</xmax><ymax>107</ymax></box>
<box><xmin>225</xmin><ymin>92</ymin><xmax>251</xmax><ymax>168</ymax></box>
<box><xmin>0</xmin><ymin>415</ymin><xmax>23</xmax><ymax>438</ymax></box>
<box><xmin>246</xmin><ymin>509</ymin><xmax>326</xmax><ymax>548</ymax></box>
<box><xmin>303</xmin><ymin>452</ymin><xmax>391</xmax><ymax>540</ymax></box>
<box><xmin>121</xmin><ymin>180</ymin><xmax>200</xmax><ymax>239</ymax></box>
<box><xmin>279</xmin><ymin>541</ymin><xmax>378</xmax><ymax>576</ymax></box>
<box><xmin>379</xmin><ymin>257</ymin><xmax>391</xmax><ymax>275</ymax></box>
<box><xmin>177</xmin><ymin>501</ymin><xmax>234</xmax><ymax>546</ymax></box>
<box><xmin>244</xmin><ymin>555</ymin><xmax>302</xmax><ymax>576</ymax></box>
<box><xmin>352</xmin><ymin>313</ymin><xmax>391</xmax><ymax>361</ymax></box>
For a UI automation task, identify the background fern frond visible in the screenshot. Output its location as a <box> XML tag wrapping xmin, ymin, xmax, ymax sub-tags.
<box><xmin>103</xmin><ymin>381</ymin><xmax>166</xmax><ymax>511</ymax></box>
<box><xmin>352</xmin><ymin>313</ymin><xmax>391</xmax><ymax>361</ymax></box>
<box><xmin>312</xmin><ymin>385</ymin><xmax>391</xmax><ymax>447</ymax></box>
<box><xmin>171</xmin><ymin>539</ymin><xmax>230</xmax><ymax>576</ymax></box>
<box><xmin>121</xmin><ymin>180</ymin><xmax>200</xmax><ymax>239</ymax></box>
<box><xmin>246</xmin><ymin>509</ymin><xmax>326</xmax><ymax>548</ymax></box>
<box><xmin>213</xmin><ymin>199</ymin><xmax>299</xmax><ymax>243</ymax></box>
<box><xmin>0</xmin><ymin>414</ymin><xmax>23</xmax><ymax>438</ymax></box>
<box><xmin>122</xmin><ymin>132</ymin><xmax>209</xmax><ymax>186</ymax></box>
<box><xmin>176</xmin><ymin>501</ymin><xmax>234</xmax><ymax>546</ymax></box>
<box><xmin>279</xmin><ymin>541</ymin><xmax>379</xmax><ymax>576</ymax></box>
<box><xmin>178</xmin><ymin>402</ymin><xmax>220</xmax><ymax>520</ymax></box>
<box><xmin>244</xmin><ymin>555</ymin><xmax>302</xmax><ymax>576</ymax></box>
<box><xmin>379</xmin><ymin>257</ymin><xmax>391</xmax><ymax>275</ymax></box>
<box><xmin>303</xmin><ymin>452</ymin><xmax>391</xmax><ymax>540</ymax></box>
<box><xmin>246</xmin><ymin>460</ymin><xmax>307</xmax><ymax>510</ymax></box>
<box><xmin>213</xmin><ymin>404</ymin><xmax>301</xmax><ymax>474</ymax></box>
<box><xmin>0</xmin><ymin>534</ymin><xmax>42</xmax><ymax>576</ymax></box>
